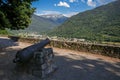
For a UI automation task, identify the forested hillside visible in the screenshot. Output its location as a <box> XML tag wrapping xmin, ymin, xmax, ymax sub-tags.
<box><xmin>49</xmin><ymin>0</ymin><xmax>120</xmax><ymax>42</ymax></box>
<box><xmin>26</xmin><ymin>14</ymin><xmax>58</xmax><ymax>33</ymax></box>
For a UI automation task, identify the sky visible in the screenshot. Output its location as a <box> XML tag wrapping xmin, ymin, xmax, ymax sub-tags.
<box><xmin>32</xmin><ymin>0</ymin><xmax>116</xmax><ymax>17</ymax></box>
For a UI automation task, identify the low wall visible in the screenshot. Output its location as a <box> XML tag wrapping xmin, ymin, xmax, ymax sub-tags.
<box><xmin>49</xmin><ymin>40</ymin><xmax>120</xmax><ymax>59</ymax></box>
<box><xmin>12</xmin><ymin>37</ymin><xmax>120</xmax><ymax>59</ymax></box>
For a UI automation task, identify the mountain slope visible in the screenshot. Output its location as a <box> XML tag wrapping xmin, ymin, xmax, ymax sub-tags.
<box><xmin>25</xmin><ymin>14</ymin><xmax>58</xmax><ymax>33</ymax></box>
<box><xmin>49</xmin><ymin>0</ymin><xmax>120</xmax><ymax>42</ymax></box>
<box><xmin>40</xmin><ymin>14</ymin><xmax>68</xmax><ymax>25</ymax></box>
<box><xmin>11</xmin><ymin>14</ymin><xmax>68</xmax><ymax>34</ymax></box>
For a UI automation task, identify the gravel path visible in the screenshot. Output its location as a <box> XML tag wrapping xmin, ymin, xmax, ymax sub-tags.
<box><xmin>0</xmin><ymin>37</ymin><xmax>120</xmax><ymax>80</ymax></box>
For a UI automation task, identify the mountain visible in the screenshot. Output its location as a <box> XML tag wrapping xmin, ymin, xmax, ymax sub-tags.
<box><xmin>25</xmin><ymin>14</ymin><xmax>58</xmax><ymax>33</ymax></box>
<box><xmin>10</xmin><ymin>14</ymin><xmax>68</xmax><ymax>34</ymax></box>
<box><xmin>48</xmin><ymin>0</ymin><xmax>120</xmax><ymax>42</ymax></box>
<box><xmin>40</xmin><ymin>14</ymin><xmax>68</xmax><ymax>25</ymax></box>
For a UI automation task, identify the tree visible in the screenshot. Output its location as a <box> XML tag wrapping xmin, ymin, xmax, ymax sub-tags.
<box><xmin>0</xmin><ymin>0</ymin><xmax>37</xmax><ymax>30</ymax></box>
<box><xmin>0</xmin><ymin>10</ymin><xmax>11</xmax><ymax>29</ymax></box>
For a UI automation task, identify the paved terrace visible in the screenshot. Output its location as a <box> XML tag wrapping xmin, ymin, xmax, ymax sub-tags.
<box><xmin>0</xmin><ymin>37</ymin><xmax>120</xmax><ymax>80</ymax></box>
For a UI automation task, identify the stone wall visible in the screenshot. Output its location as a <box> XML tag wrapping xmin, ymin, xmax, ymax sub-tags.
<box><xmin>49</xmin><ymin>40</ymin><xmax>120</xmax><ymax>58</ymax></box>
<box><xmin>9</xmin><ymin>37</ymin><xmax>120</xmax><ymax>59</ymax></box>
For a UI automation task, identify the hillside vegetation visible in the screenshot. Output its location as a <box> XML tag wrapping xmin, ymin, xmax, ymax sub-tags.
<box><xmin>49</xmin><ymin>0</ymin><xmax>120</xmax><ymax>42</ymax></box>
<box><xmin>25</xmin><ymin>14</ymin><xmax>59</xmax><ymax>33</ymax></box>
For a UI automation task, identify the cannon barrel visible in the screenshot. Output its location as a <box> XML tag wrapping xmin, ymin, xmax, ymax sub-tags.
<box><xmin>13</xmin><ymin>38</ymin><xmax>50</xmax><ymax>63</ymax></box>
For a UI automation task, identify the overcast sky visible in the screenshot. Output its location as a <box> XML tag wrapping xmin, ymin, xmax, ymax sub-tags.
<box><xmin>32</xmin><ymin>0</ymin><xmax>116</xmax><ymax>17</ymax></box>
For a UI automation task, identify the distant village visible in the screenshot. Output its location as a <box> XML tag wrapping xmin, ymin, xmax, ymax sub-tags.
<box><xmin>17</xmin><ymin>32</ymin><xmax>86</xmax><ymax>43</ymax></box>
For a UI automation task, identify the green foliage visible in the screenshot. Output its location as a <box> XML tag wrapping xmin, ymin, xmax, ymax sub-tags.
<box><xmin>49</xmin><ymin>0</ymin><xmax>120</xmax><ymax>42</ymax></box>
<box><xmin>0</xmin><ymin>30</ymin><xmax>8</xmax><ymax>35</ymax></box>
<box><xmin>0</xmin><ymin>10</ymin><xmax>11</xmax><ymax>29</ymax></box>
<box><xmin>0</xmin><ymin>0</ymin><xmax>37</xmax><ymax>30</ymax></box>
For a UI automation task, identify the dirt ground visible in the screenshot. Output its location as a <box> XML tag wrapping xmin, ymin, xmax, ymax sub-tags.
<box><xmin>0</xmin><ymin>37</ymin><xmax>120</xmax><ymax>80</ymax></box>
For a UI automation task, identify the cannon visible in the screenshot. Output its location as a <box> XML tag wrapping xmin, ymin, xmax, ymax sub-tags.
<box><xmin>13</xmin><ymin>38</ymin><xmax>50</xmax><ymax>63</ymax></box>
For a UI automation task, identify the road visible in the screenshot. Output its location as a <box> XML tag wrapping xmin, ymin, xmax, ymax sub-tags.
<box><xmin>0</xmin><ymin>37</ymin><xmax>120</xmax><ymax>80</ymax></box>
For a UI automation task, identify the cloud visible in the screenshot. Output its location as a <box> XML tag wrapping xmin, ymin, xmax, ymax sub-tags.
<box><xmin>87</xmin><ymin>0</ymin><xmax>96</xmax><ymax>7</ymax></box>
<box><xmin>35</xmin><ymin>10</ymin><xmax>79</xmax><ymax>17</ymax></box>
<box><xmin>35</xmin><ymin>11</ymin><xmax>61</xmax><ymax>15</ymax></box>
<box><xmin>86</xmin><ymin>0</ymin><xmax>116</xmax><ymax>7</ymax></box>
<box><xmin>69</xmin><ymin>0</ymin><xmax>77</xmax><ymax>3</ymax></box>
<box><xmin>96</xmin><ymin>0</ymin><xmax>116</xmax><ymax>5</ymax></box>
<box><xmin>63</xmin><ymin>12</ymin><xmax>79</xmax><ymax>17</ymax></box>
<box><xmin>55</xmin><ymin>1</ymin><xmax>70</xmax><ymax>8</ymax></box>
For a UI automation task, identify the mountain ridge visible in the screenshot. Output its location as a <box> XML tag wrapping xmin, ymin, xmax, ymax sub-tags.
<box><xmin>10</xmin><ymin>14</ymin><xmax>68</xmax><ymax>34</ymax></box>
<box><xmin>38</xmin><ymin>14</ymin><xmax>68</xmax><ymax>25</ymax></box>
